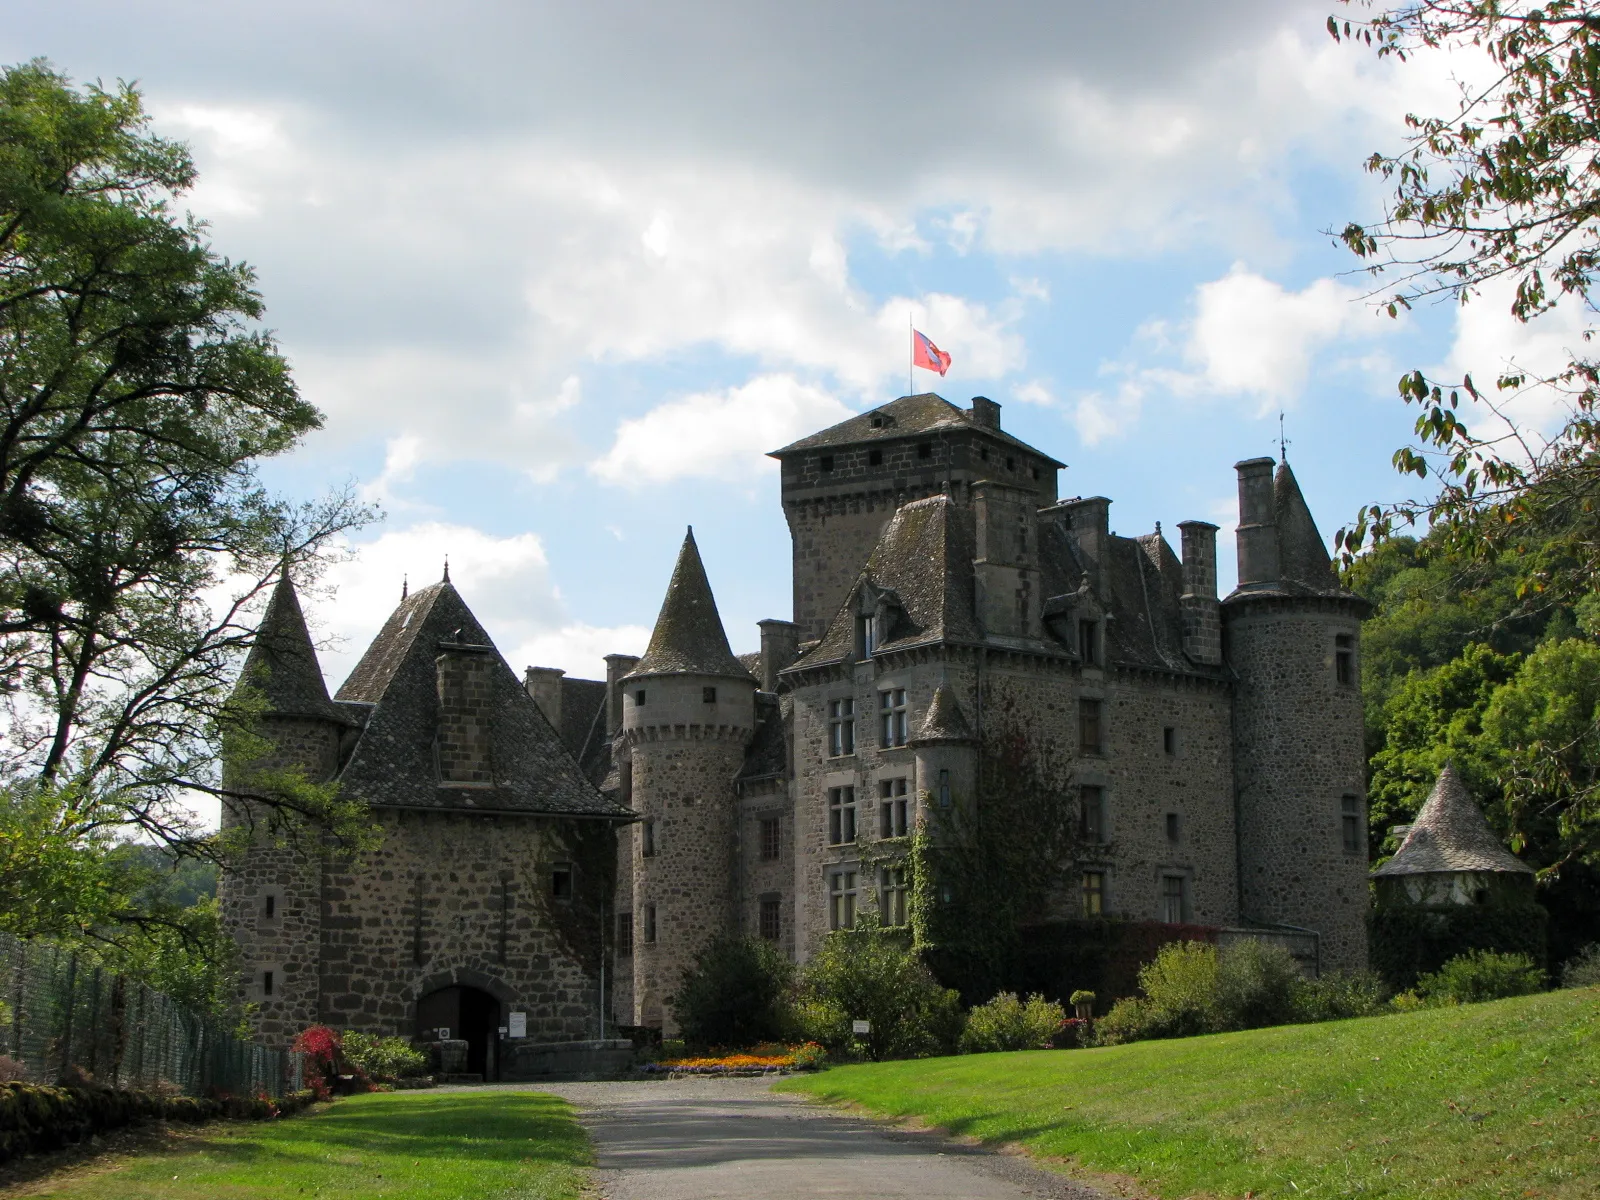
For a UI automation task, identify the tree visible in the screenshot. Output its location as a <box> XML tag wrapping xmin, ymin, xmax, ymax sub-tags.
<box><xmin>1330</xmin><ymin>3</ymin><xmax>1600</xmax><ymax>599</ymax></box>
<box><xmin>667</xmin><ymin>935</ymin><xmax>795</xmax><ymax>1048</ymax></box>
<box><xmin>0</xmin><ymin>59</ymin><xmax>371</xmax><ymax>862</ymax></box>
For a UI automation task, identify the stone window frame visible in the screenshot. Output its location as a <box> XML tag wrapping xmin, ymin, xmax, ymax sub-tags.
<box><xmin>827</xmin><ymin>696</ymin><xmax>856</xmax><ymax>758</ymax></box>
<box><xmin>879</xmin><ymin>686</ymin><xmax>909</xmax><ymax>748</ymax></box>
<box><xmin>1334</xmin><ymin>633</ymin><xmax>1357</xmax><ymax>687</ymax></box>
<box><xmin>616</xmin><ymin>911</ymin><xmax>633</xmax><ymax>956</ymax></box>
<box><xmin>1162</xmin><ymin>725</ymin><xmax>1178</xmax><ymax>757</ymax></box>
<box><xmin>878</xmin><ymin>776</ymin><xmax>909</xmax><ymax>838</ymax></box>
<box><xmin>251</xmin><ymin>961</ymin><xmax>284</xmax><ymax>1003</ymax></box>
<box><xmin>1080</xmin><ymin>868</ymin><xmax>1108</xmax><ymax>917</ymax></box>
<box><xmin>550</xmin><ymin>862</ymin><xmax>573</xmax><ymax>902</ymax></box>
<box><xmin>1341</xmin><ymin>794</ymin><xmax>1365</xmax><ymax>855</ymax></box>
<box><xmin>259</xmin><ymin>886</ymin><xmax>283</xmax><ymax>927</ymax></box>
<box><xmin>1078</xmin><ymin>618</ymin><xmax>1101</xmax><ymax>666</ymax></box>
<box><xmin>827</xmin><ymin>785</ymin><xmax>858</xmax><ymax>846</ymax></box>
<box><xmin>758</xmin><ymin>894</ymin><xmax>782</xmax><ymax>941</ymax></box>
<box><xmin>758</xmin><ymin>815</ymin><xmax>782</xmax><ymax>861</ymax></box>
<box><xmin>877</xmin><ymin>864</ymin><xmax>909</xmax><ymax>927</ymax></box>
<box><xmin>827</xmin><ymin>866</ymin><xmax>858</xmax><ymax>930</ymax></box>
<box><xmin>1079</xmin><ymin>779</ymin><xmax>1110</xmax><ymax>844</ymax></box>
<box><xmin>641</xmin><ymin>819</ymin><xmax>657</xmax><ymax>858</ymax></box>
<box><xmin>643</xmin><ymin>903</ymin><xmax>657</xmax><ymax>944</ymax></box>
<box><xmin>1158</xmin><ymin>869</ymin><xmax>1192</xmax><ymax>924</ymax></box>
<box><xmin>1165</xmin><ymin>812</ymin><xmax>1181</xmax><ymax>844</ymax></box>
<box><xmin>1078</xmin><ymin>695</ymin><xmax>1105</xmax><ymax>756</ymax></box>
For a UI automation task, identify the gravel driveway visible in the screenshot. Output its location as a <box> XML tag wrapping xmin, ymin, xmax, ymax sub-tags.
<box><xmin>534</xmin><ymin>1076</ymin><xmax>1105</xmax><ymax>1200</ymax></box>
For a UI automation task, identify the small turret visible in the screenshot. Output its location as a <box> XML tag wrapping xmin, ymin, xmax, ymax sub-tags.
<box><xmin>909</xmin><ymin>683</ymin><xmax>977</xmax><ymax>820</ymax></box>
<box><xmin>1225</xmin><ymin>459</ymin><xmax>1371</xmax><ymax>972</ymax></box>
<box><xmin>622</xmin><ymin>529</ymin><xmax>756</xmax><ymax>1034</ymax></box>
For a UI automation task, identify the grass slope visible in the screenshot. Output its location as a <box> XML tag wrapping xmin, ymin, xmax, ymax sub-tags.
<box><xmin>781</xmin><ymin>987</ymin><xmax>1600</xmax><ymax>1199</ymax></box>
<box><xmin>11</xmin><ymin>1090</ymin><xmax>588</xmax><ymax>1200</ymax></box>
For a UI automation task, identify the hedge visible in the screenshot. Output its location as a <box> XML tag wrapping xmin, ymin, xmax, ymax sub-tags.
<box><xmin>0</xmin><ymin>1081</ymin><xmax>317</xmax><ymax>1163</ymax></box>
<box><xmin>1370</xmin><ymin>900</ymin><xmax>1549</xmax><ymax>992</ymax></box>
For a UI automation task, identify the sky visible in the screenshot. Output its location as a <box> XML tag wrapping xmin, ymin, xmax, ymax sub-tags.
<box><xmin>6</xmin><ymin>1</ymin><xmax>1583</xmax><ymax>694</ymax></box>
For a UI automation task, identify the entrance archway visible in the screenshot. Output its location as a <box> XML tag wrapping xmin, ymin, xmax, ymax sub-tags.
<box><xmin>417</xmin><ymin>985</ymin><xmax>502</xmax><ymax>1080</ymax></box>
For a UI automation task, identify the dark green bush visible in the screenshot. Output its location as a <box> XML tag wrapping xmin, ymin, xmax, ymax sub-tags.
<box><xmin>1214</xmin><ymin>941</ymin><xmax>1304</xmax><ymax>1031</ymax></box>
<box><xmin>1416</xmin><ymin>950</ymin><xmax>1545</xmax><ymax>1004</ymax></box>
<box><xmin>1370</xmin><ymin>901</ymin><xmax>1548</xmax><ymax>991</ymax></box>
<box><xmin>1294</xmin><ymin>971</ymin><xmax>1391</xmax><ymax>1021</ymax></box>
<box><xmin>341</xmin><ymin>1032</ymin><xmax>428</xmax><ymax>1080</ymax></box>
<box><xmin>1094</xmin><ymin>941</ymin><xmax>1218</xmax><ymax>1045</ymax></box>
<box><xmin>798</xmin><ymin>929</ymin><xmax>961</xmax><ymax>1061</ymax></box>
<box><xmin>1561</xmin><ymin>943</ymin><xmax>1600</xmax><ymax>988</ymax></box>
<box><xmin>667</xmin><ymin>935</ymin><xmax>795</xmax><ymax>1048</ymax></box>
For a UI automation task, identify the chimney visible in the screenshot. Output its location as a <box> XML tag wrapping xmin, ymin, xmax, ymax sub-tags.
<box><xmin>604</xmin><ymin>653</ymin><xmax>641</xmax><ymax>736</ymax></box>
<box><xmin>1177</xmin><ymin>521</ymin><xmax>1222</xmax><ymax>665</ymax></box>
<box><xmin>1234</xmin><ymin>457</ymin><xmax>1279</xmax><ymax>587</ymax></box>
<box><xmin>436</xmin><ymin>642</ymin><xmax>495</xmax><ymax>785</ymax></box>
<box><xmin>524</xmin><ymin>665</ymin><xmax>565</xmax><ymax>730</ymax></box>
<box><xmin>757</xmin><ymin>619</ymin><xmax>800</xmax><ymax>692</ymax></box>
<box><xmin>970</xmin><ymin>396</ymin><xmax>1001</xmax><ymax>430</ymax></box>
<box><xmin>972</xmin><ymin>480</ymin><xmax>1041</xmax><ymax>639</ymax></box>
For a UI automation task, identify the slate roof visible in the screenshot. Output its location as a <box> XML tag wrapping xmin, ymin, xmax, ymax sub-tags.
<box><xmin>770</xmin><ymin>392</ymin><xmax>1065</xmax><ymax>466</ymax></box>
<box><xmin>1226</xmin><ymin>461</ymin><xmax>1354</xmax><ymax>603</ymax></box>
<box><xmin>737</xmin><ymin>692</ymin><xmax>788</xmax><ymax>782</ymax></box>
<box><xmin>332</xmin><ymin>581</ymin><xmax>630</xmax><ymax>818</ymax></box>
<box><xmin>559</xmin><ymin>676</ymin><xmax>616</xmax><ymax>788</ymax></box>
<box><xmin>627</xmin><ymin>528</ymin><xmax>748</xmax><ymax>679</ymax></box>
<box><xmin>237</xmin><ymin>573</ymin><xmax>348</xmax><ymax>723</ymax></box>
<box><xmin>793</xmin><ymin>493</ymin><xmax>1230</xmax><ymax>678</ymax></box>
<box><xmin>911</xmin><ymin>684</ymin><xmax>975</xmax><ymax>743</ymax></box>
<box><xmin>1372</xmin><ymin>765</ymin><xmax>1532</xmax><ymax>878</ymax></box>
<box><xmin>798</xmin><ymin>494</ymin><xmax>979</xmax><ymax>667</ymax></box>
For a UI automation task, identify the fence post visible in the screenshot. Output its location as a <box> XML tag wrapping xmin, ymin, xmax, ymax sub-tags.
<box><xmin>57</xmin><ymin>953</ymin><xmax>78</xmax><ymax>1080</ymax></box>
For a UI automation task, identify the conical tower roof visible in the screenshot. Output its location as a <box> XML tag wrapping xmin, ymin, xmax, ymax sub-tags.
<box><xmin>911</xmin><ymin>683</ymin><xmax>976</xmax><ymax>744</ymax></box>
<box><xmin>628</xmin><ymin>528</ymin><xmax>747</xmax><ymax>678</ymax></box>
<box><xmin>1273</xmin><ymin>461</ymin><xmax>1340</xmax><ymax>592</ymax></box>
<box><xmin>237</xmin><ymin>572</ymin><xmax>344</xmax><ymax>723</ymax></box>
<box><xmin>1372</xmin><ymin>764</ymin><xmax>1533</xmax><ymax>878</ymax></box>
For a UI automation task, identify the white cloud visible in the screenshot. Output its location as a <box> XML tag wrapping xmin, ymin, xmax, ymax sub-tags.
<box><xmin>308</xmin><ymin>521</ymin><xmax>642</xmax><ymax>689</ymax></box>
<box><xmin>591</xmin><ymin>375</ymin><xmax>852</xmax><ymax>486</ymax></box>
<box><xmin>1071</xmin><ymin>380</ymin><xmax>1146</xmax><ymax>447</ymax></box>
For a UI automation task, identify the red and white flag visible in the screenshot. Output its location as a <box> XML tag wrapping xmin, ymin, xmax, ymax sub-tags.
<box><xmin>913</xmin><ymin>329</ymin><xmax>951</xmax><ymax>376</ymax></box>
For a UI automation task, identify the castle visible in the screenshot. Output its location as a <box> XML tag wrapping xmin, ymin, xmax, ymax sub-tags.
<box><xmin>223</xmin><ymin>392</ymin><xmax>1370</xmax><ymax>1070</ymax></box>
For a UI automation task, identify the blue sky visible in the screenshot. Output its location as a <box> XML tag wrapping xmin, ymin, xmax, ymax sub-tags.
<box><xmin>8</xmin><ymin>0</ymin><xmax>1579</xmax><ymax>689</ymax></box>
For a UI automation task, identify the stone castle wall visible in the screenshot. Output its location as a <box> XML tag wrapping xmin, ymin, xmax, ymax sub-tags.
<box><xmin>318</xmin><ymin>807</ymin><xmax>600</xmax><ymax>1042</ymax></box>
<box><xmin>1227</xmin><ymin>597</ymin><xmax>1369</xmax><ymax>972</ymax></box>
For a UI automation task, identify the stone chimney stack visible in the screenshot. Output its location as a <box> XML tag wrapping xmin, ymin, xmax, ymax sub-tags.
<box><xmin>757</xmin><ymin>619</ymin><xmax>800</xmax><ymax>692</ymax></box>
<box><xmin>1043</xmin><ymin>496</ymin><xmax>1111</xmax><ymax>576</ymax></box>
<box><xmin>524</xmin><ymin>665</ymin><xmax>565</xmax><ymax>730</ymax></box>
<box><xmin>1177</xmin><ymin>520</ymin><xmax>1222</xmax><ymax>665</ymax></box>
<box><xmin>1235</xmin><ymin>457</ymin><xmax>1280</xmax><ymax>587</ymax></box>
<box><xmin>436</xmin><ymin>640</ymin><xmax>495</xmax><ymax>785</ymax></box>
<box><xmin>604</xmin><ymin>653</ymin><xmax>641</xmax><ymax>736</ymax></box>
<box><xmin>972</xmin><ymin>480</ymin><xmax>1041</xmax><ymax>639</ymax></box>
<box><xmin>970</xmin><ymin>395</ymin><xmax>1001</xmax><ymax>430</ymax></box>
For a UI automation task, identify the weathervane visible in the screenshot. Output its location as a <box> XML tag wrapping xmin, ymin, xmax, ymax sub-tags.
<box><xmin>1278</xmin><ymin>410</ymin><xmax>1291</xmax><ymax>464</ymax></box>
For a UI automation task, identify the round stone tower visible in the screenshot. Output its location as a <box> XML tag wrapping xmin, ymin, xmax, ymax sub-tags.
<box><xmin>220</xmin><ymin>572</ymin><xmax>348</xmax><ymax>1046</ymax></box>
<box><xmin>1224</xmin><ymin>457</ymin><xmax>1372</xmax><ymax>974</ymax></box>
<box><xmin>621</xmin><ymin>529</ymin><xmax>757</xmax><ymax>1033</ymax></box>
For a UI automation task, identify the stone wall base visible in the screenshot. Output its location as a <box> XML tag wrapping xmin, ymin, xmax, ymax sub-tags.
<box><xmin>500</xmin><ymin>1038</ymin><xmax>635</xmax><ymax>1081</ymax></box>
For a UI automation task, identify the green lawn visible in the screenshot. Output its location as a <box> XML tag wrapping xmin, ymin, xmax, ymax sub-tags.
<box><xmin>13</xmin><ymin>1090</ymin><xmax>589</xmax><ymax>1200</ymax></box>
<box><xmin>781</xmin><ymin>987</ymin><xmax>1600</xmax><ymax>1199</ymax></box>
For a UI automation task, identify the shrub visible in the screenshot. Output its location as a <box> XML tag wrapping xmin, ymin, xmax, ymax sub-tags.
<box><xmin>667</xmin><ymin>935</ymin><xmax>796</xmax><ymax>1048</ymax></box>
<box><xmin>1134</xmin><ymin>940</ymin><xmax>1219</xmax><ymax>1036</ymax></box>
<box><xmin>1214</xmin><ymin>941</ymin><xmax>1303</xmax><ymax>1031</ymax></box>
<box><xmin>1416</xmin><ymin>950</ymin><xmax>1545</xmax><ymax>1004</ymax></box>
<box><xmin>1369</xmin><ymin>900</ymin><xmax>1548</xmax><ymax>991</ymax></box>
<box><xmin>798</xmin><ymin>930</ymin><xmax>962</xmax><ymax>1061</ymax></box>
<box><xmin>960</xmin><ymin>992</ymin><xmax>1065</xmax><ymax>1053</ymax></box>
<box><xmin>1294</xmin><ymin>971</ymin><xmax>1390</xmax><ymax>1022</ymax></box>
<box><xmin>1092</xmin><ymin>995</ymin><xmax>1163</xmax><ymax>1045</ymax></box>
<box><xmin>341</xmin><ymin>1032</ymin><xmax>427</xmax><ymax>1081</ymax></box>
<box><xmin>1561</xmin><ymin>944</ymin><xmax>1600</xmax><ymax>988</ymax></box>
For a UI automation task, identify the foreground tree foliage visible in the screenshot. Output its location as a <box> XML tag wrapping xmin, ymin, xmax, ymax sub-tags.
<box><xmin>1332</xmin><ymin>3</ymin><xmax>1600</xmax><ymax>601</ymax></box>
<box><xmin>0</xmin><ymin>59</ymin><xmax>372</xmax><ymax>1005</ymax></box>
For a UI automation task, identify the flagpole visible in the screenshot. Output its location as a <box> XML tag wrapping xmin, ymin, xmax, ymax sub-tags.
<box><xmin>908</xmin><ymin>311</ymin><xmax>913</xmax><ymax>399</ymax></box>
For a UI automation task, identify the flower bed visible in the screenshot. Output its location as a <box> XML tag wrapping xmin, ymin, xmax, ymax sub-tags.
<box><xmin>638</xmin><ymin>1042</ymin><xmax>826</xmax><ymax>1076</ymax></box>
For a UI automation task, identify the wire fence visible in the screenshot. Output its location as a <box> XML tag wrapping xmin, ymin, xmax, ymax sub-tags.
<box><xmin>0</xmin><ymin>932</ymin><xmax>302</xmax><ymax>1098</ymax></box>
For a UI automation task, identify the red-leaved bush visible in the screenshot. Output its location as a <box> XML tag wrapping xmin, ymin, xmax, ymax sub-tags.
<box><xmin>292</xmin><ymin>1025</ymin><xmax>342</xmax><ymax>1100</ymax></box>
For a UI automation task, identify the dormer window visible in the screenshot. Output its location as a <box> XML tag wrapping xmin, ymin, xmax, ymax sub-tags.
<box><xmin>870</xmin><ymin>413</ymin><xmax>887</xmax><ymax>428</ymax></box>
<box><xmin>856</xmin><ymin>613</ymin><xmax>876</xmax><ymax>660</ymax></box>
<box><xmin>1078</xmin><ymin>619</ymin><xmax>1100</xmax><ymax>666</ymax></box>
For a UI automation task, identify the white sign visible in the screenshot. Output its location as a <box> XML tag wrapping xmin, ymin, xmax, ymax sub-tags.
<box><xmin>851</xmin><ymin>1019</ymin><xmax>871</xmax><ymax>1034</ymax></box>
<box><xmin>437</xmin><ymin>1027</ymin><xmax>450</xmax><ymax>1040</ymax></box>
<box><xmin>508</xmin><ymin>1011</ymin><xmax>527</xmax><ymax>1039</ymax></box>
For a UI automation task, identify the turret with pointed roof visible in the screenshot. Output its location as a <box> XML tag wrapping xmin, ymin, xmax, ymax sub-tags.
<box><xmin>1373</xmin><ymin>764</ymin><xmax>1533</xmax><ymax>906</ymax></box>
<box><xmin>237</xmin><ymin>572</ymin><xmax>346</xmax><ymax>726</ymax></box>
<box><xmin>627</xmin><ymin>528</ymin><xmax>751</xmax><ymax>681</ymax></box>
